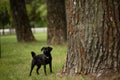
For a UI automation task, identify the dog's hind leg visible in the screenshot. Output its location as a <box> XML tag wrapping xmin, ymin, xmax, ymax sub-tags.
<box><xmin>36</xmin><ymin>65</ymin><xmax>41</xmax><ymax>75</ymax></box>
<box><xmin>29</xmin><ymin>64</ymin><xmax>35</xmax><ymax>76</ymax></box>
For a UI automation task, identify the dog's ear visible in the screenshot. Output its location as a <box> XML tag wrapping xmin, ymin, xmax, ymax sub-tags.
<box><xmin>41</xmin><ymin>47</ymin><xmax>45</xmax><ymax>51</ymax></box>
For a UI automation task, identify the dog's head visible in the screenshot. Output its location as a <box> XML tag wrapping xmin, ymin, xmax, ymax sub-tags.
<box><xmin>41</xmin><ymin>46</ymin><xmax>52</xmax><ymax>55</ymax></box>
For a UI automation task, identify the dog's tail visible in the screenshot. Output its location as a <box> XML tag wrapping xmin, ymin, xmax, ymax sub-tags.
<box><xmin>31</xmin><ymin>51</ymin><xmax>36</xmax><ymax>58</ymax></box>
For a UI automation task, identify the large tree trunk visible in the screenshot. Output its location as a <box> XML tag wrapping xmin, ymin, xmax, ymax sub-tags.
<box><xmin>10</xmin><ymin>0</ymin><xmax>36</xmax><ymax>42</ymax></box>
<box><xmin>47</xmin><ymin>0</ymin><xmax>67</xmax><ymax>45</ymax></box>
<box><xmin>62</xmin><ymin>0</ymin><xmax>120</xmax><ymax>80</ymax></box>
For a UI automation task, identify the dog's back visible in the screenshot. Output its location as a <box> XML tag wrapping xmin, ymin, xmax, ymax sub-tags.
<box><xmin>31</xmin><ymin>51</ymin><xmax>51</xmax><ymax>65</ymax></box>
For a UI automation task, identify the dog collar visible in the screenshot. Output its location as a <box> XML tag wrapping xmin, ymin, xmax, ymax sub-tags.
<box><xmin>46</xmin><ymin>57</ymin><xmax>49</xmax><ymax>59</ymax></box>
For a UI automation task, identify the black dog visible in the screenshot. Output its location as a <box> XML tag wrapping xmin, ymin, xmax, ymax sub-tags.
<box><xmin>29</xmin><ymin>46</ymin><xmax>53</xmax><ymax>76</ymax></box>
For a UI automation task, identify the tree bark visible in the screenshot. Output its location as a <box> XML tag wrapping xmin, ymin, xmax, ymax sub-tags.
<box><xmin>10</xmin><ymin>0</ymin><xmax>36</xmax><ymax>42</ymax></box>
<box><xmin>62</xmin><ymin>0</ymin><xmax>120</xmax><ymax>80</ymax></box>
<box><xmin>47</xmin><ymin>0</ymin><xmax>67</xmax><ymax>45</ymax></box>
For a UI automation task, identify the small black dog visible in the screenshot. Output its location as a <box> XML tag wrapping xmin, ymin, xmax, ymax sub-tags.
<box><xmin>29</xmin><ymin>46</ymin><xmax>53</xmax><ymax>76</ymax></box>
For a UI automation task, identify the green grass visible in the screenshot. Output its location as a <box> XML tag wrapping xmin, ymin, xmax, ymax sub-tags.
<box><xmin>0</xmin><ymin>33</ymin><xmax>88</xmax><ymax>80</ymax></box>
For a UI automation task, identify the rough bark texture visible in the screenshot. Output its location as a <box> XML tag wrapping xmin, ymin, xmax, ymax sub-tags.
<box><xmin>62</xmin><ymin>0</ymin><xmax>120</xmax><ymax>80</ymax></box>
<box><xmin>47</xmin><ymin>0</ymin><xmax>67</xmax><ymax>45</ymax></box>
<box><xmin>10</xmin><ymin>0</ymin><xmax>36</xmax><ymax>42</ymax></box>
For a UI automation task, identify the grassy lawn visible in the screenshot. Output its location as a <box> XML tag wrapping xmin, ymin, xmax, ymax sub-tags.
<box><xmin>0</xmin><ymin>33</ymin><xmax>87</xmax><ymax>80</ymax></box>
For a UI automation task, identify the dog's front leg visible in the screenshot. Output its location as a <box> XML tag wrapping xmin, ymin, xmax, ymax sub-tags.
<box><xmin>44</xmin><ymin>65</ymin><xmax>47</xmax><ymax>75</ymax></box>
<box><xmin>49</xmin><ymin>62</ymin><xmax>52</xmax><ymax>73</ymax></box>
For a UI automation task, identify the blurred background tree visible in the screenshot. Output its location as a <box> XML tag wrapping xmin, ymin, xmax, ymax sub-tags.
<box><xmin>0</xmin><ymin>0</ymin><xmax>11</xmax><ymax>31</ymax></box>
<box><xmin>26</xmin><ymin>0</ymin><xmax>47</xmax><ymax>27</ymax></box>
<box><xmin>47</xmin><ymin>0</ymin><xmax>67</xmax><ymax>45</ymax></box>
<box><xmin>0</xmin><ymin>0</ymin><xmax>47</xmax><ymax>29</ymax></box>
<box><xmin>10</xmin><ymin>0</ymin><xmax>36</xmax><ymax>42</ymax></box>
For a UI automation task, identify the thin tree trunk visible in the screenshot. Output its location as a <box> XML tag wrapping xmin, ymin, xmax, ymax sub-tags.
<box><xmin>2</xmin><ymin>25</ymin><xmax>5</xmax><ymax>35</ymax></box>
<box><xmin>47</xmin><ymin>0</ymin><xmax>67</xmax><ymax>45</ymax></box>
<box><xmin>61</xmin><ymin>0</ymin><xmax>120</xmax><ymax>80</ymax></box>
<box><xmin>10</xmin><ymin>0</ymin><xmax>36</xmax><ymax>42</ymax></box>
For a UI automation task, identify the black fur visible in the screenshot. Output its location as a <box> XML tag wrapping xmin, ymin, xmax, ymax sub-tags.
<box><xmin>29</xmin><ymin>46</ymin><xmax>53</xmax><ymax>76</ymax></box>
<box><xmin>31</xmin><ymin>51</ymin><xmax>36</xmax><ymax>58</ymax></box>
